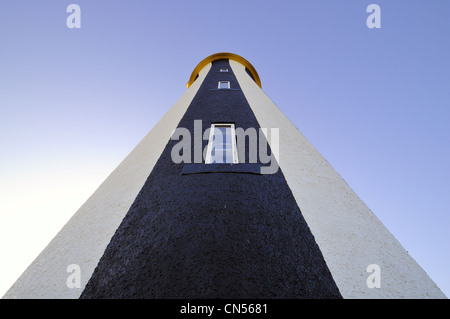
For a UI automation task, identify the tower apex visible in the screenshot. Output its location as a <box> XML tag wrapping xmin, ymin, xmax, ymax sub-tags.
<box><xmin>187</xmin><ymin>52</ymin><xmax>262</xmax><ymax>89</ymax></box>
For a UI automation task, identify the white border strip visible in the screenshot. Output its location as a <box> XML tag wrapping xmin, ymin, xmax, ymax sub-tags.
<box><xmin>230</xmin><ymin>59</ymin><xmax>445</xmax><ymax>299</ymax></box>
<box><xmin>4</xmin><ymin>64</ymin><xmax>212</xmax><ymax>299</ymax></box>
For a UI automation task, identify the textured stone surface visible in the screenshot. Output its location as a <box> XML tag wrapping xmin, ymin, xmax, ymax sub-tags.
<box><xmin>80</xmin><ymin>60</ymin><xmax>342</xmax><ymax>299</ymax></box>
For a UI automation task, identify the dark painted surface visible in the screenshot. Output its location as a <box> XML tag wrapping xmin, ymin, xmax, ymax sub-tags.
<box><xmin>80</xmin><ymin>60</ymin><xmax>342</xmax><ymax>299</ymax></box>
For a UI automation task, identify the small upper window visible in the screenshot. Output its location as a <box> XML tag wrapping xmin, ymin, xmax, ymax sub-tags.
<box><xmin>218</xmin><ymin>81</ymin><xmax>230</xmax><ymax>89</ymax></box>
<box><xmin>205</xmin><ymin>124</ymin><xmax>239</xmax><ymax>164</ymax></box>
<box><xmin>220</xmin><ymin>68</ymin><xmax>229</xmax><ymax>72</ymax></box>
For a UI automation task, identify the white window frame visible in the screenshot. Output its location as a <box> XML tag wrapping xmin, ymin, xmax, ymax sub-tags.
<box><xmin>205</xmin><ymin>123</ymin><xmax>239</xmax><ymax>164</ymax></box>
<box><xmin>218</xmin><ymin>81</ymin><xmax>230</xmax><ymax>89</ymax></box>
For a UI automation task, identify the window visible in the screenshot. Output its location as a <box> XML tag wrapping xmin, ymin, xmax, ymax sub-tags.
<box><xmin>220</xmin><ymin>68</ymin><xmax>229</xmax><ymax>72</ymax></box>
<box><xmin>218</xmin><ymin>81</ymin><xmax>230</xmax><ymax>89</ymax></box>
<box><xmin>205</xmin><ymin>124</ymin><xmax>238</xmax><ymax>164</ymax></box>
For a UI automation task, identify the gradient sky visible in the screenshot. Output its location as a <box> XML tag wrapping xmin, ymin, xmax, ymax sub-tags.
<box><xmin>0</xmin><ymin>0</ymin><xmax>449</xmax><ymax>297</ymax></box>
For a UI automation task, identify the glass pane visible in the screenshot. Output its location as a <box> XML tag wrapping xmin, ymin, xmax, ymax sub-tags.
<box><xmin>210</xmin><ymin>149</ymin><xmax>233</xmax><ymax>163</ymax></box>
<box><xmin>218</xmin><ymin>82</ymin><xmax>229</xmax><ymax>89</ymax></box>
<box><xmin>212</xmin><ymin>144</ymin><xmax>232</xmax><ymax>150</ymax></box>
<box><xmin>212</xmin><ymin>127</ymin><xmax>231</xmax><ymax>145</ymax></box>
<box><xmin>206</xmin><ymin>124</ymin><xmax>236</xmax><ymax>164</ymax></box>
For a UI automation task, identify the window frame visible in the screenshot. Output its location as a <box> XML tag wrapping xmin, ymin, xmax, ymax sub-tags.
<box><xmin>218</xmin><ymin>81</ymin><xmax>230</xmax><ymax>89</ymax></box>
<box><xmin>205</xmin><ymin>123</ymin><xmax>239</xmax><ymax>164</ymax></box>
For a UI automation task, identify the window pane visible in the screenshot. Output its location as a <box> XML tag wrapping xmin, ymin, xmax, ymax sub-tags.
<box><xmin>212</xmin><ymin>127</ymin><xmax>231</xmax><ymax>146</ymax></box>
<box><xmin>210</xmin><ymin>149</ymin><xmax>233</xmax><ymax>163</ymax></box>
<box><xmin>205</xmin><ymin>123</ymin><xmax>238</xmax><ymax>164</ymax></box>
<box><xmin>218</xmin><ymin>81</ymin><xmax>230</xmax><ymax>89</ymax></box>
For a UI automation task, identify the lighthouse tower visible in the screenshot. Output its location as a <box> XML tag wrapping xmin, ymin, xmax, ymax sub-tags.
<box><xmin>4</xmin><ymin>53</ymin><xmax>445</xmax><ymax>299</ymax></box>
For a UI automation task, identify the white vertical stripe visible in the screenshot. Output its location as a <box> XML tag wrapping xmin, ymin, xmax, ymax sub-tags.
<box><xmin>230</xmin><ymin>60</ymin><xmax>445</xmax><ymax>299</ymax></box>
<box><xmin>3</xmin><ymin>64</ymin><xmax>212</xmax><ymax>299</ymax></box>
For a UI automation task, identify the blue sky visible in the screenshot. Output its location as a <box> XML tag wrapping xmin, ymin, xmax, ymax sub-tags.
<box><xmin>0</xmin><ymin>0</ymin><xmax>449</xmax><ymax>297</ymax></box>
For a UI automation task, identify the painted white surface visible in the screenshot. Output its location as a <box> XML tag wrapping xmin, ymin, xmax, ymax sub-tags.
<box><xmin>3</xmin><ymin>64</ymin><xmax>211</xmax><ymax>299</ymax></box>
<box><xmin>230</xmin><ymin>60</ymin><xmax>446</xmax><ymax>299</ymax></box>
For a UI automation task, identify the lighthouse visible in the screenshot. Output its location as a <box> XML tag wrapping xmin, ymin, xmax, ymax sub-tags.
<box><xmin>4</xmin><ymin>53</ymin><xmax>446</xmax><ymax>299</ymax></box>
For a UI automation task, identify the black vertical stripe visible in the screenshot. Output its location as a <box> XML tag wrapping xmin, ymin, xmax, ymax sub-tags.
<box><xmin>80</xmin><ymin>59</ymin><xmax>342</xmax><ymax>299</ymax></box>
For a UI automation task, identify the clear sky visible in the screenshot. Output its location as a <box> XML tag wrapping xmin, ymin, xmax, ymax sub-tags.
<box><xmin>0</xmin><ymin>0</ymin><xmax>449</xmax><ymax>298</ymax></box>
